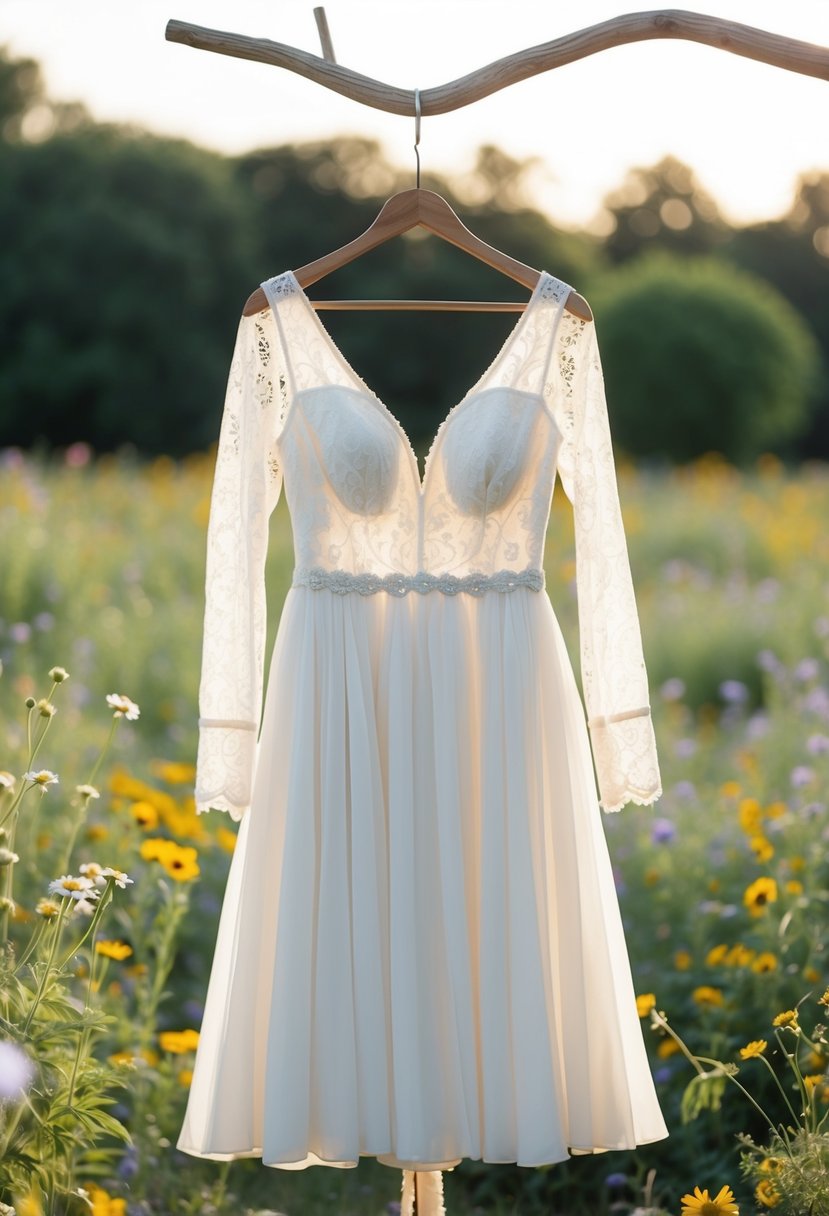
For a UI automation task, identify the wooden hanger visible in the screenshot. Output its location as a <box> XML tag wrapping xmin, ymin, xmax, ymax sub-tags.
<box><xmin>242</xmin><ymin>186</ymin><xmax>592</xmax><ymax>320</ymax></box>
<box><xmin>242</xmin><ymin>187</ymin><xmax>592</xmax><ymax>321</ymax></box>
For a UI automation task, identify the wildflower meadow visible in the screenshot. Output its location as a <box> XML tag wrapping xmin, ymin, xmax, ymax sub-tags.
<box><xmin>1</xmin><ymin>446</ymin><xmax>828</xmax><ymax>1215</ymax></box>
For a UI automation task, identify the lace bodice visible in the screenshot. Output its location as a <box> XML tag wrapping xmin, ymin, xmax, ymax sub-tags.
<box><xmin>195</xmin><ymin>269</ymin><xmax>661</xmax><ymax>818</ymax></box>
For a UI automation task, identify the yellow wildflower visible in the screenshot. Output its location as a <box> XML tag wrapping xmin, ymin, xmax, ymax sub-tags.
<box><xmin>803</xmin><ymin>966</ymin><xmax>819</xmax><ymax>983</ymax></box>
<box><xmin>674</xmin><ymin>949</ymin><xmax>693</xmax><ymax>971</ymax></box>
<box><xmin>680</xmin><ymin>1184</ymin><xmax>739</xmax><ymax>1215</ymax></box>
<box><xmin>772</xmin><ymin>1009</ymin><xmax>799</xmax><ymax>1030</ymax></box>
<box><xmin>765</xmin><ymin>801</ymin><xmax>787</xmax><ymax>819</ymax></box>
<box><xmin>658</xmin><ymin>1038</ymin><xmax>681</xmax><ymax>1058</ymax></box>
<box><xmin>785</xmin><ymin>880</ymin><xmax>804</xmax><ymax>896</ymax></box>
<box><xmin>17</xmin><ymin>1190</ymin><xmax>44</xmax><ymax>1216</ymax></box>
<box><xmin>95</xmin><ymin>940</ymin><xmax>133</xmax><ymax>961</ymax></box>
<box><xmin>83</xmin><ymin>1182</ymin><xmax>127</xmax><ymax>1216</ymax></box>
<box><xmin>817</xmin><ymin>988</ymin><xmax>829</xmax><ymax>1008</ymax></box>
<box><xmin>720</xmin><ymin>780</ymin><xmax>742</xmax><ymax>799</ymax></box>
<box><xmin>216</xmin><ymin>825</ymin><xmax>238</xmax><ymax>853</ymax></box>
<box><xmin>744</xmin><ymin>876</ymin><xmax>778</xmax><ymax>917</ymax></box>
<box><xmin>706</xmin><ymin>943</ymin><xmax>729</xmax><ymax>967</ymax></box>
<box><xmin>738</xmin><ymin>797</ymin><xmax>763</xmax><ymax>834</ymax></box>
<box><xmin>151</xmin><ymin>760</ymin><xmax>197</xmax><ymax>785</ymax></box>
<box><xmin>755</xmin><ymin>1178</ymin><xmax>781</xmax><ymax>1207</ymax></box>
<box><xmin>158</xmin><ymin>1028</ymin><xmax>200</xmax><ymax>1054</ymax></box>
<box><xmin>749</xmin><ymin>835</ymin><xmax>774</xmax><ymax>862</ymax></box>
<box><xmin>759</xmin><ymin>1158</ymin><xmax>782</xmax><ymax>1174</ymax></box>
<box><xmin>130</xmin><ymin>800</ymin><xmax>159</xmax><ymax>829</ymax></box>
<box><xmin>804</xmin><ymin>1073</ymin><xmax>826</xmax><ymax>1096</ymax></box>
<box><xmin>692</xmin><ymin>986</ymin><xmax>724</xmax><ymax>1008</ymax></box>
<box><xmin>739</xmin><ymin>1039</ymin><xmax>767</xmax><ymax>1059</ymax></box>
<box><xmin>159</xmin><ymin>845</ymin><xmax>200</xmax><ymax>883</ymax></box>
<box><xmin>751</xmin><ymin>952</ymin><xmax>778</xmax><ymax>974</ymax></box>
<box><xmin>725</xmin><ymin>944</ymin><xmax>755</xmax><ymax>968</ymax></box>
<box><xmin>636</xmin><ymin>993</ymin><xmax>656</xmax><ymax>1018</ymax></box>
<box><xmin>178</xmin><ymin>1068</ymin><xmax>194</xmax><ymax>1086</ymax></box>
<box><xmin>107</xmin><ymin>1051</ymin><xmax>138</xmax><ymax>1068</ymax></box>
<box><xmin>139</xmin><ymin>837</ymin><xmax>177</xmax><ymax>862</ymax></box>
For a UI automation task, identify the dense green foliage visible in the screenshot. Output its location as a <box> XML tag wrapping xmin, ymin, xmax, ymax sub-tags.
<box><xmin>0</xmin><ymin>45</ymin><xmax>827</xmax><ymax>463</ymax></box>
<box><xmin>591</xmin><ymin>252</ymin><xmax>821</xmax><ymax>462</ymax></box>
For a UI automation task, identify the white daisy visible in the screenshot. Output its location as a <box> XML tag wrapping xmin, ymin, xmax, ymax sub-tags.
<box><xmin>106</xmin><ymin>694</ymin><xmax>140</xmax><ymax>720</ymax></box>
<box><xmin>24</xmin><ymin>770</ymin><xmax>59</xmax><ymax>789</ymax></box>
<box><xmin>75</xmin><ymin>784</ymin><xmax>100</xmax><ymax>800</ymax></box>
<box><xmin>101</xmin><ymin>866</ymin><xmax>134</xmax><ymax>889</ymax></box>
<box><xmin>79</xmin><ymin>862</ymin><xmax>106</xmax><ymax>888</ymax></box>
<box><xmin>48</xmin><ymin>874</ymin><xmax>97</xmax><ymax>900</ymax></box>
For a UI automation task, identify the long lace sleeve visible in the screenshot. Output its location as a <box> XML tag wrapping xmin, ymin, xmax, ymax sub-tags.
<box><xmin>552</xmin><ymin>314</ymin><xmax>662</xmax><ymax>813</ymax></box>
<box><xmin>194</xmin><ymin>307</ymin><xmax>287</xmax><ymax>820</ymax></box>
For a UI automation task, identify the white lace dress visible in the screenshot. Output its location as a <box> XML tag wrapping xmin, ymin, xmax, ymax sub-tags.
<box><xmin>175</xmin><ymin>270</ymin><xmax>668</xmax><ymax>1212</ymax></box>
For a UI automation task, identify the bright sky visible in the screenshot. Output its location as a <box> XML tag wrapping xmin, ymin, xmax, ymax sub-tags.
<box><xmin>3</xmin><ymin>0</ymin><xmax>828</xmax><ymax>229</ymax></box>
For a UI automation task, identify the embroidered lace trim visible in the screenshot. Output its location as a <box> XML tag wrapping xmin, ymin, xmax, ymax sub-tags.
<box><xmin>292</xmin><ymin>565</ymin><xmax>546</xmax><ymax>597</ymax></box>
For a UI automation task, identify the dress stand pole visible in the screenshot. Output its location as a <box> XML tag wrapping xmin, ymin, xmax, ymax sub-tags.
<box><xmin>401</xmin><ymin>1167</ymin><xmax>446</xmax><ymax>1215</ymax></box>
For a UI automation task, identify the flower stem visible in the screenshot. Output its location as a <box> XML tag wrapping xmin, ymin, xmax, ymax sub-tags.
<box><xmin>22</xmin><ymin>898</ymin><xmax>70</xmax><ymax>1033</ymax></box>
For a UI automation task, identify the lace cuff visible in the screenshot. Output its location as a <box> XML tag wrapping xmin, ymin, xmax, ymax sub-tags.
<box><xmin>587</xmin><ymin>708</ymin><xmax>662</xmax><ymax>814</ymax></box>
<box><xmin>194</xmin><ymin>720</ymin><xmax>258</xmax><ymax>821</ymax></box>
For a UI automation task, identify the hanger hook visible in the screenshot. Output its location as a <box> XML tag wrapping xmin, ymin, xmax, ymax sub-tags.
<box><xmin>414</xmin><ymin>87</ymin><xmax>421</xmax><ymax>190</ymax></box>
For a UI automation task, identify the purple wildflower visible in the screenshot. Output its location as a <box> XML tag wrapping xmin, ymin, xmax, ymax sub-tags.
<box><xmin>651</xmin><ymin>818</ymin><xmax>676</xmax><ymax>844</ymax></box>
<box><xmin>660</xmin><ymin>677</ymin><xmax>686</xmax><ymax>702</ymax></box>
<box><xmin>605</xmin><ymin>1173</ymin><xmax>629</xmax><ymax>1188</ymax></box>
<box><xmin>791</xmin><ymin>766</ymin><xmax>816</xmax><ymax>788</ymax></box>
<box><xmin>719</xmin><ymin>679</ymin><xmax>749</xmax><ymax>704</ymax></box>
<box><xmin>673</xmin><ymin>780</ymin><xmax>697</xmax><ymax>802</ymax></box>
<box><xmin>795</xmin><ymin>658</ymin><xmax>821</xmax><ymax>683</ymax></box>
<box><xmin>807</xmin><ymin>734</ymin><xmax>829</xmax><ymax>756</ymax></box>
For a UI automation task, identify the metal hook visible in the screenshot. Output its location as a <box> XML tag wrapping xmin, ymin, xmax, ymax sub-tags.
<box><xmin>414</xmin><ymin>87</ymin><xmax>421</xmax><ymax>189</ymax></box>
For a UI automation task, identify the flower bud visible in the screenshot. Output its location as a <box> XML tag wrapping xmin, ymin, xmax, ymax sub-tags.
<box><xmin>25</xmin><ymin>697</ymin><xmax>36</xmax><ymax>709</ymax></box>
<box><xmin>48</xmin><ymin>666</ymin><xmax>69</xmax><ymax>683</ymax></box>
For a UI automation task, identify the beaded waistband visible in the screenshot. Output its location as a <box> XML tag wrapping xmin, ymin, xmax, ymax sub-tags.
<box><xmin>291</xmin><ymin>566</ymin><xmax>546</xmax><ymax>597</ymax></box>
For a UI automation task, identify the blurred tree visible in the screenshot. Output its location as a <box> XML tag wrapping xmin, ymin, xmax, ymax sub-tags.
<box><xmin>0</xmin><ymin>43</ymin><xmax>91</xmax><ymax>143</ymax></box>
<box><xmin>0</xmin><ymin>42</ymin><xmax>825</xmax><ymax>461</ymax></box>
<box><xmin>0</xmin><ymin>124</ymin><xmax>259</xmax><ymax>453</ymax></box>
<box><xmin>724</xmin><ymin>170</ymin><xmax>829</xmax><ymax>456</ymax></box>
<box><xmin>590</xmin><ymin>251</ymin><xmax>821</xmax><ymax>463</ymax></box>
<box><xmin>596</xmin><ymin>154</ymin><xmax>732</xmax><ymax>262</ymax></box>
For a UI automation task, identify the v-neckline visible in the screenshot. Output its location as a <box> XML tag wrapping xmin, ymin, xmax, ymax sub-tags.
<box><xmin>283</xmin><ymin>268</ymin><xmax>552</xmax><ymax>497</ymax></box>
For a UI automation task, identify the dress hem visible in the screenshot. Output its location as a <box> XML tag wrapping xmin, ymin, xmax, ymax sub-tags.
<box><xmin>174</xmin><ymin>1130</ymin><xmax>670</xmax><ymax>1171</ymax></box>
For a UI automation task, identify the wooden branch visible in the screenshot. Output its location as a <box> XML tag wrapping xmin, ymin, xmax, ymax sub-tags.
<box><xmin>165</xmin><ymin>9</ymin><xmax>829</xmax><ymax>116</ymax></box>
<box><xmin>313</xmin><ymin>7</ymin><xmax>336</xmax><ymax>64</ymax></box>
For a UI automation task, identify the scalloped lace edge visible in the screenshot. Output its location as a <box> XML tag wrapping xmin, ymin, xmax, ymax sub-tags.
<box><xmin>195</xmin><ymin>796</ymin><xmax>246</xmax><ymax>822</ymax></box>
<box><xmin>601</xmin><ymin>785</ymin><xmax>663</xmax><ymax>814</ymax></box>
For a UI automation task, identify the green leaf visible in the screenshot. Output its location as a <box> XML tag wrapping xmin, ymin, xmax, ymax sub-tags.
<box><xmin>681</xmin><ymin>1070</ymin><xmax>729</xmax><ymax>1123</ymax></box>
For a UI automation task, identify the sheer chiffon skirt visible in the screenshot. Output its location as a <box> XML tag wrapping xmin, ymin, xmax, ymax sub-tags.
<box><xmin>176</xmin><ymin>585</ymin><xmax>667</xmax><ymax>1170</ymax></box>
